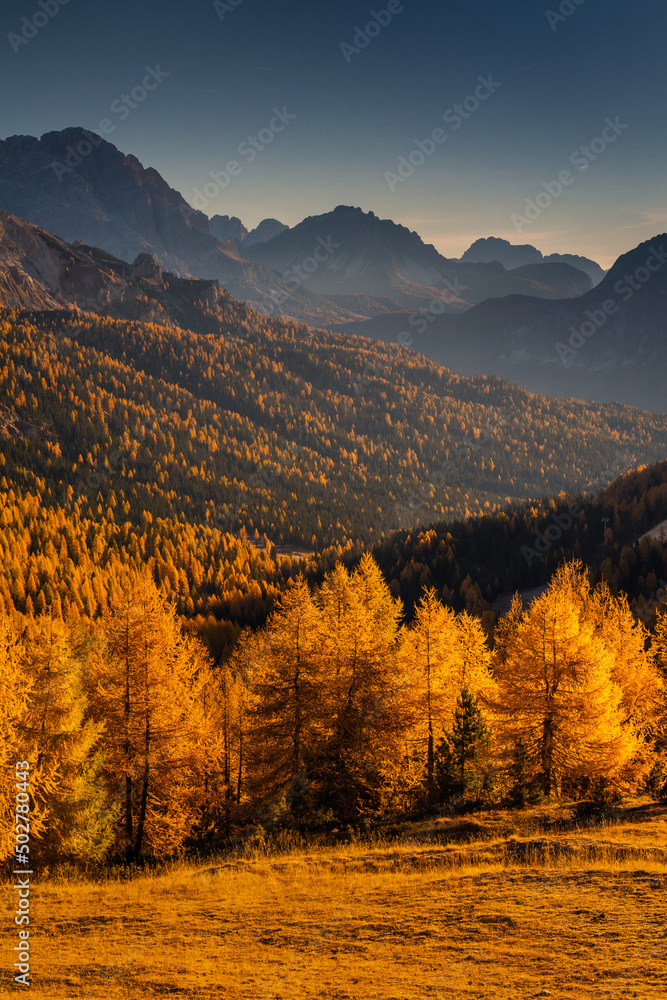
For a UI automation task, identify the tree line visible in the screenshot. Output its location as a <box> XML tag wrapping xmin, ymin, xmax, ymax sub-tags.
<box><xmin>3</xmin><ymin>556</ymin><xmax>666</xmax><ymax>866</ymax></box>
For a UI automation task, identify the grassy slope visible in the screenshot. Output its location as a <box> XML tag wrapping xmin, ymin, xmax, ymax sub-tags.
<box><xmin>3</xmin><ymin>799</ymin><xmax>666</xmax><ymax>999</ymax></box>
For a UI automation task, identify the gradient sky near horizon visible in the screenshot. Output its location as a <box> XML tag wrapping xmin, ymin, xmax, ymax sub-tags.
<box><xmin>1</xmin><ymin>0</ymin><xmax>665</xmax><ymax>267</ymax></box>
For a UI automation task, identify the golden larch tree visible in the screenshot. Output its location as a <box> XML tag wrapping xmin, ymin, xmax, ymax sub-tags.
<box><xmin>493</xmin><ymin>562</ymin><xmax>646</xmax><ymax>796</ymax></box>
<box><xmin>21</xmin><ymin>613</ymin><xmax>111</xmax><ymax>862</ymax></box>
<box><xmin>249</xmin><ymin>574</ymin><xmax>323</xmax><ymax>804</ymax></box>
<box><xmin>316</xmin><ymin>555</ymin><xmax>405</xmax><ymax>820</ymax></box>
<box><xmin>92</xmin><ymin>572</ymin><xmax>218</xmax><ymax>861</ymax></box>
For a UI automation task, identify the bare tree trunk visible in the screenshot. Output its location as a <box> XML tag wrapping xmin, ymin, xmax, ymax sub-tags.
<box><xmin>124</xmin><ymin>623</ymin><xmax>133</xmax><ymax>862</ymax></box>
<box><xmin>426</xmin><ymin>633</ymin><xmax>434</xmax><ymax>800</ymax></box>
<box><xmin>541</xmin><ymin>712</ymin><xmax>555</xmax><ymax>796</ymax></box>
<box><xmin>236</xmin><ymin>711</ymin><xmax>243</xmax><ymax>804</ymax></box>
<box><xmin>134</xmin><ymin>757</ymin><xmax>149</xmax><ymax>861</ymax></box>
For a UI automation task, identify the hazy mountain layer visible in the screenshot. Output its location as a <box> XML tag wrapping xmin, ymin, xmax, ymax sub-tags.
<box><xmin>460</xmin><ymin>236</ymin><xmax>606</xmax><ymax>284</ymax></box>
<box><xmin>348</xmin><ymin>236</ymin><xmax>667</xmax><ymax>412</ymax></box>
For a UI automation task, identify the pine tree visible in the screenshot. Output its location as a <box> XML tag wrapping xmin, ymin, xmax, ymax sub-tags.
<box><xmin>398</xmin><ymin>589</ymin><xmax>464</xmax><ymax>800</ymax></box>
<box><xmin>226</xmin><ymin>628</ymin><xmax>254</xmax><ymax>806</ymax></box>
<box><xmin>0</xmin><ymin>610</ymin><xmax>36</xmax><ymax>858</ymax></box>
<box><xmin>655</xmin><ymin>611</ymin><xmax>667</xmax><ymax>681</ymax></box>
<box><xmin>587</xmin><ymin>584</ymin><xmax>662</xmax><ymax>735</ymax></box>
<box><xmin>435</xmin><ymin>686</ymin><xmax>490</xmax><ymax>803</ymax></box>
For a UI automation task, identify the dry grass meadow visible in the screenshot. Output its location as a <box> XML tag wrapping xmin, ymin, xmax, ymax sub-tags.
<box><xmin>3</xmin><ymin>799</ymin><xmax>667</xmax><ymax>999</ymax></box>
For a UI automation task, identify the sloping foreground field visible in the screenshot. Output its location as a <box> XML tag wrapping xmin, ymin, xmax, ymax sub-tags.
<box><xmin>2</xmin><ymin>807</ymin><xmax>667</xmax><ymax>999</ymax></box>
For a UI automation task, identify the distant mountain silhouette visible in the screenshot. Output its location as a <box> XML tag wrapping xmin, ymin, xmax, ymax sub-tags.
<box><xmin>244</xmin><ymin>205</ymin><xmax>593</xmax><ymax>315</ymax></box>
<box><xmin>208</xmin><ymin>215</ymin><xmax>289</xmax><ymax>246</ymax></box>
<box><xmin>461</xmin><ymin>237</ymin><xmax>542</xmax><ymax>268</ymax></box>
<box><xmin>351</xmin><ymin>236</ymin><xmax>667</xmax><ymax>412</ymax></box>
<box><xmin>460</xmin><ymin>236</ymin><xmax>606</xmax><ymax>285</ymax></box>
<box><xmin>244</xmin><ymin>218</ymin><xmax>289</xmax><ymax>246</ymax></box>
<box><xmin>0</xmin><ymin>131</ymin><xmax>600</xmax><ymax>328</ymax></box>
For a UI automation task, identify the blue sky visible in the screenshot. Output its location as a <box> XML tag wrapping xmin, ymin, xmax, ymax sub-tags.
<box><xmin>1</xmin><ymin>0</ymin><xmax>665</xmax><ymax>266</ymax></box>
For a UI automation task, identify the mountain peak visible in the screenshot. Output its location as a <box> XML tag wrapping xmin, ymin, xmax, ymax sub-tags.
<box><xmin>243</xmin><ymin>218</ymin><xmax>289</xmax><ymax>246</ymax></box>
<box><xmin>461</xmin><ymin>235</ymin><xmax>605</xmax><ymax>284</ymax></box>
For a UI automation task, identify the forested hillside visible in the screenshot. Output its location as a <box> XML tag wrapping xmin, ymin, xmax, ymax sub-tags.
<box><xmin>3</xmin><ymin>307</ymin><xmax>667</xmax><ymax>554</ymax></box>
<box><xmin>373</xmin><ymin>460</ymin><xmax>667</xmax><ymax>624</ymax></box>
